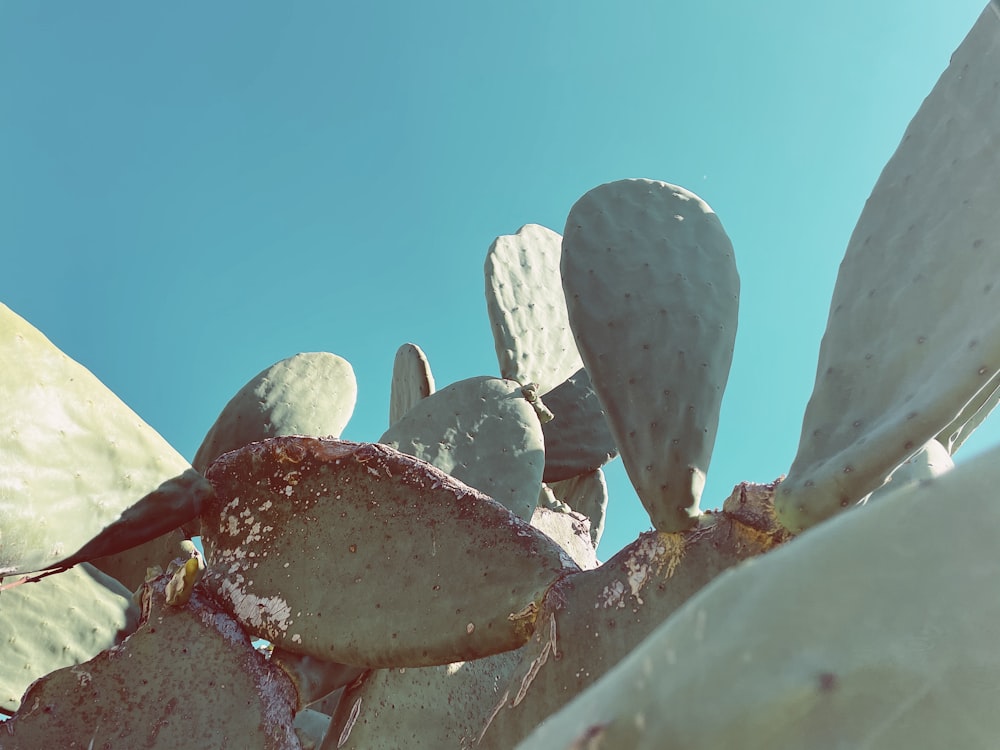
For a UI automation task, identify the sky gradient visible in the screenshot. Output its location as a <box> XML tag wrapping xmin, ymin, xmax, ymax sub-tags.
<box><xmin>1</xmin><ymin>1</ymin><xmax>992</xmax><ymax>556</ymax></box>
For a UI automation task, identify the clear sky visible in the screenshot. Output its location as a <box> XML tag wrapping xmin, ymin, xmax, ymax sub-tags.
<box><xmin>1</xmin><ymin>1</ymin><xmax>992</xmax><ymax>557</ymax></box>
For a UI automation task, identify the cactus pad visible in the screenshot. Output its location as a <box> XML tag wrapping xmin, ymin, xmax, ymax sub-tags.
<box><xmin>0</xmin><ymin>563</ymin><xmax>139</xmax><ymax>714</ymax></box>
<box><xmin>380</xmin><ymin>376</ymin><xmax>545</xmax><ymax>521</ymax></box>
<box><xmin>0</xmin><ymin>303</ymin><xmax>208</xmax><ymax>576</ymax></box>
<box><xmin>561</xmin><ymin>179</ymin><xmax>740</xmax><ymax>531</ymax></box>
<box><xmin>201</xmin><ymin>436</ymin><xmax>574</xmax><ymax>667</ymax></box>
<box><xmin>776</xmin><ymin>5</ymin><xmax>1000</xmax><ymax>531</ymax></box>
<box><xmin>539</xmin><ymin>368</ymin><xmax>617</xmax><ymax>483</ymax></box>
<box><xmin>388</xmin><ymin>342</ymin><xmax>435</xmax><ymax>425</ymax></box>
<box><xmin>193</xmin><ymin>351</ymin><xmax>357</xmax><ymax>474</ymax></box>
<box><xmin>485</xmin><ymin>224</ymin><xmax>584</xmax><ymax>395</ymax></box>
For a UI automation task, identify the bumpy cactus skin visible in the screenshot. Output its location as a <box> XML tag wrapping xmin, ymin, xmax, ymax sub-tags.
<box><xmin>193</xmin><ymin>351</ymin><xmax>357</xmax><ymax>474</ymax></box>
<box><xmin>381</xmin><ymin>376</ymin><xmax>545</xmax><ymax>521</ymax></box>
<box><xmin>0</xmin><ymin>563</ymin><xmax>138</xmax><ymax>714</ymax></box>
<box><xmin>561</xmin><ymin>179</ymin><xmax>740</xmax><ymax>532</ymax></box>
<box><xmin>776</xmin><ymin>3</ymin><xmax>1000</xmax><ymax>532</ymax></box>
<box><xmin>485</xmin><ymin>224</ymin><xmax>583</xmax><ymax>395</ymax></box>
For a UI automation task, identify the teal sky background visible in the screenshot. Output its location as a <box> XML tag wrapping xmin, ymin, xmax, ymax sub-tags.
<box><xmin>1</xmin><ymin>1</ymin><xmax>993</xmax><ymax>557</ymax></box>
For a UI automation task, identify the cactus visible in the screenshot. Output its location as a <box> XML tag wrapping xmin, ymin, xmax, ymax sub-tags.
<box><xmin>2</xmin><ymin>6</ymin><xmax>999</xmax><ymax>748</ymax></box>
<box><xmin>774</xmin><ymin>0</ymin><xmax>1000</xmax><ymax>531</ymax></box>
<box><xmin>388</xmin><ymin>343</ymin><xmax>436</xmax><ymax>426</ymax></box>
<box><xmin>561</xmin><ymin>179</ymin><xmax>740</xmax><ymax>532</ymax></box>
<box><xmin>485</xmin><ymin>224</ymin><xmax>583</xmax><ymax>396</ymax></box>
<box><xmin>515</xmin><ymin>444</ymin><xmax>1000</xmax><ymax>749</ymax></box>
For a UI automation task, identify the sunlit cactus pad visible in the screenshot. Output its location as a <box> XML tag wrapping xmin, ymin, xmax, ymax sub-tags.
<box><xmin>0</xmin><ymin>302</ymin><xmax>209</xmax><ymax>576</ymax></box>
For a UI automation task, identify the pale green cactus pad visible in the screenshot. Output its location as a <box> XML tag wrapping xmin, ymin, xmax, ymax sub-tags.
<box><xmin>388</xmin><ymin>342</ymin><xmax>435</xmax><ymax>425</ymax></box>
<box><xmin>201</xmin><ymin>436</ymin><xmax>575</xmax><ymax>667</ymax></box>
<box><xmin>485</xmin><ymin>224</ymin><xmax>584</xmax><ymax>395</ymax></box>
<box><xmin>193</xmin><ymin>351</ymin><xmax>357</xmax><ymax>474</ymax></box>
<box><xmin>776</xmin><ymin>4</ymin><xmax>1000</xmax><ymax>532</ymax></box>
<box><xmin>482</xmin><ymin>483</ymin><xmax>783</xmax><ymax>748</ymax></box>
<box><xmin>549</xmin><ymin>469</ymin><xmax>608</xmax><ymax>548</ymax></box>
<box><xmin>380</xmin><ymin>376</ymin><xmax>545</xmax><ymax>521</ymax></box>
<box><xmin>0</xmin><ymin>563</ymin><xmax>139</xmax><ymax>714</ymax></box>
<box><xmin>561</xmin><ymin>179</ymin><xmax>740</xmax><ymax>532</ymax></box>
<box><xmin>0</xmin><ymin>303</ymin><xmax>209</xmax><ymax>576</ymax></box>
<box><xmin>2</xmin><ymin>572</ymin><xmax>300</xmax><ymax>749</ymax></box>
<box><xmin>516</xmin><ymin>445</ymin><xmax>1000</xmax><ymax>750</ymax></box>
<box><xmin>539</xmin><ymin>368</ymin><xmax>617</xmax><ymax>482</ymax></box>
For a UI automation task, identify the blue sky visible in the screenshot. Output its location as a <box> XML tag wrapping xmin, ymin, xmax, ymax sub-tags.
<box><xmin>1</xmin><ymin>1</ymin><xmax>992</xmax><ymax>557</ymax></box>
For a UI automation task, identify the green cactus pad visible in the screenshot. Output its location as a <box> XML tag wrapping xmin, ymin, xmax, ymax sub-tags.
<box><xmin>2</xmin><ymin>572</ymin><xmax>300</xmax><ymax>749</ymax></box>
<box><xmin>549</xmin><ymin>469</ymin><xmax>608</xmax><ymax>548</ymax></box>
<box><xmin>388</xmin><ymin>343</ymin><xmax>435</xmax><ymax>425</ymax></box>
<box><xmin>776</xmin><ymin>6</ymin><xmax>1000</xmax><ymax>532</ymax></box>
<box><xmin>481</xmin><ymin>486</ymin><xmax>782</xmax><ymax>748</ymax></box>
<box><xmin>0</xmin><ymin>563</ymin><xmax>139</xmax><ymax>714</ymax></box>
<box><xmin>201</xmin><ymin>437</ymin><xmax>574</xmax><ymax>667</ymax></box>
<box><xmin>193</xmin><ymin>351</ymin><xmax>357</xmax><ymax>475</ymax></box>
<box><xmin>539</xmin><ymin>368</ymin><xmax>617</xmax><ymax>483</ymax></box>
<box><xmin>0</xmin><ymin>303</ymin><xmax>208</xmax><ymax>576</ymax></box>
<box><xmin>380</xmin><ymin>376</ymin><xmax>545</xmax><ymax>521</ymax></box>
<box><xmin>561</xmin><ymin>179</ymin><xmax>740</xmax><ymax>532</ymax></box>
<box><xmin>516</xmin><ymin>444</ymin><xmax>1000</xmax><ymax>750</ymax></box>
<box><xmin>485</xmin><ymin>224</ymin><xmax>584</xmax><ymax>395</ymax></box>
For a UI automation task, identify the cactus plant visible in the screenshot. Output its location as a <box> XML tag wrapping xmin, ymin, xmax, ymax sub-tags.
<box><xmin>1</xmin><ymin>5</ymin><xmax>999</xmax><ymax>748</ymax></box>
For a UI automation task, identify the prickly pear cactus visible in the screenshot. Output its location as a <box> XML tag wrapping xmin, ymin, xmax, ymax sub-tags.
<box><xmin>388</xmin><ymin>342</ymin><xmax>436</xmax><ymax>425</ymax></box>
<box><xmin>485</xmin><ymin>223</ymin><xmax>583</xmax><ymax>395</ymax></box>
<box><xmin>515</xmin><ymin>444</ymin><xmax>1000</xmax><ymax>750</ymax></box>
<box><xmin>0</xmin><ymin>303</ymin><xmax>212</xmax><ymax>577</ymax></box>
<box><xmin>561</xmin><ymin>179</ymin><xmax>740</xmax><ymax>532</ymax></box>
<box><xmin>193</xmin><ymin>351</ymin><xmax>357</xmax><ymax>474</ymax></box>
<box><xmin>0</xmin><ymin>563</ymin><xmax>139</xmax><ymax>714</ymax></box>
<box><xmin>200</xmin><ymin>436</ymin><xmax>572</xmax><ymax>666</ymax></box>
<box><xmin>2</xmin><ymin>8</ymin><xmax>999</xmax><ymax>748</ymax></box>
<box><xmin>775</xmin><ymin>1</ymin><xmax>1000</xmax><ymax>531</ymax></box>
<box><xmin>2</xmin><ymin>570</ymin><xmax>301</xmax><ymax>749</ymax></box>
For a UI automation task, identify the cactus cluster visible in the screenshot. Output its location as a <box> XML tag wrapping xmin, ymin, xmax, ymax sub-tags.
<box><xmin>2</xmin><ymin>4</ymin><xmax>1000</xmax><ymax>747</ymax></box>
